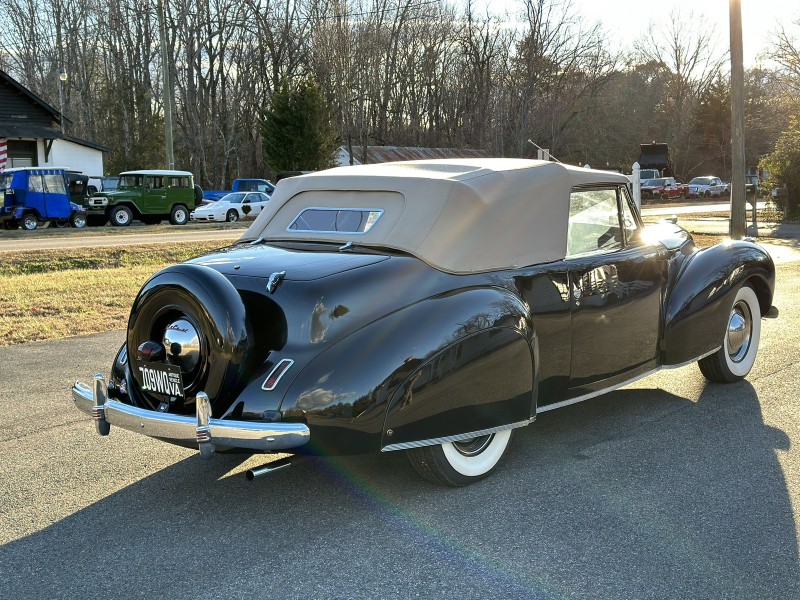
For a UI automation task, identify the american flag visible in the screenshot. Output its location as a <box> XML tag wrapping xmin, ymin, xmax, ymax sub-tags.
<box><xmin>0</xmin><ymin>138</ymin><xmax>7</xmax><ymax>172</ymax></box>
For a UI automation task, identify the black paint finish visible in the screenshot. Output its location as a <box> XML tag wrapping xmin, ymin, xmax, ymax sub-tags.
<box><xmin>108</xmin><ymin>227</ymin><xmax>775</xmax><ymax>456</ymax></box>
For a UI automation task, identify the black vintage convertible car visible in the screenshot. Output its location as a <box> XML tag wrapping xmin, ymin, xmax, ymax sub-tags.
<box><xmin>73</xmin><ymin>159</ymin><xmax>777</xmax><ymax>486</ymax></box>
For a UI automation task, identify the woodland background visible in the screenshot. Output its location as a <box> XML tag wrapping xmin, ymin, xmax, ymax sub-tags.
<box><xmin>1</xmin><ymin>0</ymin><xmax>799</xmax><ymax>189</ymax></box>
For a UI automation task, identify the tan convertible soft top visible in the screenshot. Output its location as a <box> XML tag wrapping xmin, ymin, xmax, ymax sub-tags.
<box><xmin>241</xmin><ymin>159</ymin><xmax>630</xmax><ymax>274</ymax></box>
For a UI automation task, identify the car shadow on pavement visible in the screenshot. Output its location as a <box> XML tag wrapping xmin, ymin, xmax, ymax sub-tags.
<box><xmin>1</xmin><ymin>381</ymin><xmax>796</xmax><ymax>600</ymax></box>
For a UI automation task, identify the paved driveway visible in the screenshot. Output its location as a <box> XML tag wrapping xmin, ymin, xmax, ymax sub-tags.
<box><xmin>1</xmin><ymin>265</ymin><xmax>798</xmax><ymax>599</ymax></box>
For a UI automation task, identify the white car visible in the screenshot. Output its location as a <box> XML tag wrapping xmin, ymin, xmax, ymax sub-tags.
<box><xmin>191</xmin><ymin>192</ymin><xmax>270</xmax><ymax>222</ymax></box>
<box><xmin>687</xmin><ymin>176</ymin><xmax>727</xmax><ymax>198</ymax></box>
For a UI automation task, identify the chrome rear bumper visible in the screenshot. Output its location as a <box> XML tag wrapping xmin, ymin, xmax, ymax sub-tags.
<box><xmin>72</xmin><ymin>375</ymin><xmax>310</xmax><ymax>456</ymax></box>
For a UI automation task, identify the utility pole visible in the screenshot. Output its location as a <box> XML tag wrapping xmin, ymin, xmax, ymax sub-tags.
<box><xmin>729</xmin><ymin>0</ymin><xmax>747</xmax><ymax>238</ymax></box>
<box><xmin>157</xmin><ymin>0</ymin><xmax>175</xmax><ymax>170</ymax></box>
<box><xmin>57</xmin><ymin>68</ymin><xmax>67</xmax><ymax>133</ymax></box>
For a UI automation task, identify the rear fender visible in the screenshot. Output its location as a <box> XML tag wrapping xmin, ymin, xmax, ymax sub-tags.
<box><xmin>662</xmin><ymin>241</ymin><xmax>775</xmax><ymax>365</ymax></box>
<box><xmin>278</xmin><ymin>287</ymin><xmax>535</xmax><ymax>455</ymax></box>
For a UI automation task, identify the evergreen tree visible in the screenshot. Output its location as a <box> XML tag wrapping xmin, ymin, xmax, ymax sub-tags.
<box><xmin>760</xmin><ymin>116</ymin><xmax>800</xmax><ymax>219</ymax></box>
<box><xmin>261</xmin><ymin>77</ymin><xmax>338</xmax><ymax>174</ymax></box>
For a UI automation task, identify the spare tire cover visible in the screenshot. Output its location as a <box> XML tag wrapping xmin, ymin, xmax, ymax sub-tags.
<box><xmin>127</xmin><ymin>263</ymin><xmax>251</xmax><ymax>416</ymax></box>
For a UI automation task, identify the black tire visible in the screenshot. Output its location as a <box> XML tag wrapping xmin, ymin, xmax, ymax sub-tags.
<box><xmin>70</xmin><ymin>212</ymin><xmax>87</xmax><ymax>228</ymax></box>
<box><xmin>698</xmin><ymin>285</ymin><xmax>761</xmax><ymax>383</ymax></box>
<box><xmin>226</xmin><ymin>209</ymin><xmax>239</xmax><ymax>223</ymax></box>
<box><xmin>169</xmin><ymin>204</ymin><xmax>189</xmax><ymax>225</ymax></box>
<box><xmin>407</xmin><ymin>429</ymin><xmax>513</xmax><ymax>486</ymax></box>
<box><xmin>21</xmin><ymin>213</ymin><xmax>38</xmax><ymax>230</ymax></box>
<box><xmin>110</xmin><ymin>205</ymin><xmax>133</xmax><ymax>226</ymax></box>
<box><xmin>194</xmin><ymin>185</ymin><xmax>203</xmax><ymax>207</ymax></box>
<box><xmin>127</xmin><ymin>264</ymin><xmax>252</xmax><ymax>416</ymax></box>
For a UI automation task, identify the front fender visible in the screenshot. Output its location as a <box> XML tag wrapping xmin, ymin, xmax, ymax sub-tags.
<box><xmin>662</xmin><ymin>241</ymin><xmax>775</xmax><ymax>365</ymax></box>
<box><xmin>278</xmin><ymin>286</ymin><xmax>535</xmax><ymax>455</ymax></box>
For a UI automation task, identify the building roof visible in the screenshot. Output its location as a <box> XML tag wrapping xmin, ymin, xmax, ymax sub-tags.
<box><xmin>120</xmin><ymin>170</ymin><xmax>194</xmax><ymax>177</ymax></box>
<box><xmin>0</xmin><ymin>68</ymin><xmax>109</xmax><ymax>153</ymax></box>
<box><xmin>339</xmin><ymin>145</ymin><xmax>488</xmax><ymax>165</ymax></box>
<box><xmin>243</xmin><ymin>159</ymin><xmax>630</xmax><ymax>274</ymax></box>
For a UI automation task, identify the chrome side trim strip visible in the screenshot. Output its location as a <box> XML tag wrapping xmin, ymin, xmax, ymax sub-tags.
<box><xmin>537</xmin><ymin>368</ymin><xmax>661</xmax><ymax>413</ymax></box>
<box><xmin>72</xmin><ymin>380</ymin><xmax>310</xmax><ymax>452</ymax></box>
<box><xmin>663</xmin><ymin>347</ymin><xmax>720</xmax><ymax>370</ymax></box>
<box><xmin>381</xmin><ymin>419</ymin><xmax>534</xmax><ymax>452</ymax></box>
<box><xmin>538</xmin><ymin>347</ymin><xmax>724</xmax><ymax>414</ymax></box>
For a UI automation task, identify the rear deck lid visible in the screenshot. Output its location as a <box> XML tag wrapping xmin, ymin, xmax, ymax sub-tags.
<box><xmin>187</xmin><ymin>242</ymin><xmax>390</xmax><ymax>280</ymax></box>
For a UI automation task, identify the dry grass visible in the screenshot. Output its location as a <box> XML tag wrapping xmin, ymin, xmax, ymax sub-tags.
<box><xmin>691</xmin><ymin>233</ymin><xmax>726</xmax><ymax>248</ymax></box>
<box><xmin>0</xmin><ymin>242</ymin><xmax>226</xmax><ymax>347</ymax></box>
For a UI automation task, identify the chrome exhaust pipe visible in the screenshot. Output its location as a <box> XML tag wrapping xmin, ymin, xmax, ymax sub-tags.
<box><xmin>245</xmin><ymin>456</ymin><xmax>298</xmax><ymax>480</ymax></box>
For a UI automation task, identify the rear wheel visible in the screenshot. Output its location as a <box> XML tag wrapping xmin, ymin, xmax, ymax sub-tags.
<box><xmin>407</xmin><ymin>429</ymin><xmax>513</xmax><ymax>486</ymax></box>
<box><xmin>21</xmin><ymin>214</ymin><xmax>38</xmax><ymax>230</ymax></box>
<box><xmin>170</xmin><ymin>204</ymin><xmax>189</xmax><ymax>225</ymax></box>
<box><xmin>698</xmin><ymin>285</ymin><xmax>761</xmax><ymax>383</ymax></box>
<box><xmin>70</xmin><ymin>212</ymin><xmax>87</xmax><ymax>228</ymax></box>
<box><xmin>110</xmin><ymin>205</ymin><xmax>133</xmax><ymax>226</ymax></box>
<box><xmin>226</xmin><ymin>209</ymin><xmax>239</xmax><ymax>222</ymax></box>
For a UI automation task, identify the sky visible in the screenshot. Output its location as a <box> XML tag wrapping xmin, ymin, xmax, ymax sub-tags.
<box><xmin>484</xmin><ymin>0</ymin><xmax>799</xmax><ymax>66</ymax></box>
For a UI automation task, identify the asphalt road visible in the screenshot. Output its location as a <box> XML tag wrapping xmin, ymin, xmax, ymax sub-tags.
<box><xmin>0</xmin><ymin>224</ymin><xmax>245</xmax><ymax>252</ymax></box>
<box><xmin>1</xmin><ymin>256</ymin><xmax>799</xmax><ymax>599</ymax></box>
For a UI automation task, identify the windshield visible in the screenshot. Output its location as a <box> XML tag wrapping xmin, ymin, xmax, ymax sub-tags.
<box><xmin>641</xmin><ymin>179</ymin><xmax>654</xmax><ymax>186</ymax></box>
<box><xmin>689</xmin><ymin>177</ymin><xmax>713</xmax><ymax>185</ymax></box>
<box><xmin>104</xmin><ymin>177</ymin><xmax>119</xmax><ymax>191</ymax></box>
<box><xmin>220</xmin><ymin>192</ymin><xmax>247</xmax><ymax>204</ymax></box>
<box><xmin>0</xmin><ymin>173</ymin><xmax>12</xmax><ymax>191</ymax></box>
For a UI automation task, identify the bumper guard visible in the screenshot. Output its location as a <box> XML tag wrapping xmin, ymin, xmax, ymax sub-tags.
<box><xmin>72</xmin><ymin>375</ymin><xmax>310</xmax><ymax>457</ymax></box>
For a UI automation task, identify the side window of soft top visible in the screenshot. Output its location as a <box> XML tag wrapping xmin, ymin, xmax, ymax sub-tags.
<box><xmin>567</xmin><ymin>186</ymin><xmax>639</xmax><ymax>257</ymax></box>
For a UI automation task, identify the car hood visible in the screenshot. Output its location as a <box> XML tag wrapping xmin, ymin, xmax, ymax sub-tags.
<box><xmin>186</xmin><ymin>242</ymin><xmax>390</xmax><ymax>280</ymax></box>
<box><xmin>195</xmin><ymin>202</ymin><xmax>226</xmax><ymax>210</ymax></box>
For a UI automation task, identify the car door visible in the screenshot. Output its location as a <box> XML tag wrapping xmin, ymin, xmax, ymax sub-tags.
<box><xmin>248</xmin><ymin>192</ymin><xmax>269</xmax><ymax>216</ymax></box>
<box><xmin>142</xmin><ymin>175</ymin><xmax>167</xmax><ymax>214</ymax></box>
<box><xmin>566</xmin><ymin>185</ymin><xmax>664</xmax><ymax>395</ymax></box>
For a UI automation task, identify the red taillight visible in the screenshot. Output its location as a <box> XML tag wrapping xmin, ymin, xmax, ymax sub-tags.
<box><xmin>262</xmin><ymin>359</ymin><xmax>294</xmax><ymax>391</ymax></box>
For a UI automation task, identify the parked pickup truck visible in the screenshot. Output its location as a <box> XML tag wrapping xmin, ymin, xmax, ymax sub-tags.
<box><xmin>202</xmin><ymin>178</ymin><xmax>275</xmax><ymax>202</ymax></box>
<box><xmin>640</xmin><ymin>177</ymin><xmax>688</xmax><ymax>200</ymax></box>
<box><xmin>687</xmin><ymin>176</ymin><xmax>727</xmax><ymax>198</ymax></box>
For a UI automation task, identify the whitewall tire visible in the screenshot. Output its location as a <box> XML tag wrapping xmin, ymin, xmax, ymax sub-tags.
<box><xmin>699</xmin><ymin>285</ymin><xmax>761</xmax><ymax>383</ymax></box>
<box><xmin>407</xmin><ymin>429</ymin><xmax>513</xmax><ymax>486</ymax></box>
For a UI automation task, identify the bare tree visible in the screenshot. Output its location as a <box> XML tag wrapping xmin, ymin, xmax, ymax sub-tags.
<box><xmin>632</xmin><ymin>8</ymin><xmax>726</xmax><ymax>176</ymax></box>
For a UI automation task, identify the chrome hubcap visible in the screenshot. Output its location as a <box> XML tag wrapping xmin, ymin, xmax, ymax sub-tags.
<box><xmin>163</xmin><ymin>319</ymin><xmax>201</xmax><ymax>372</ymax></box>
<box><xmin>727</xmin><ymin>300</ymin><xmax>752</xmax><ymax>363</ymax></box>
<box><xmin>453</xmin><ymin>434</ymin><xmax>493</xmax><ymax>457</ymax></box>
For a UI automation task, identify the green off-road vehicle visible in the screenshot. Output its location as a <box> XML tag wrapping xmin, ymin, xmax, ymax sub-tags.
<box><xmin>86</xmin><ymin>170</ymin><xmax>201</xmax><ymax>226</ymax></box>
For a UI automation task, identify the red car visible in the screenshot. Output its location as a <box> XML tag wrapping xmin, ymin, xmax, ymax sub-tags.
<box><xmin>641</xmin><ymin>177</ymin><xmax>688</xmax><ymax>199</ymax></box>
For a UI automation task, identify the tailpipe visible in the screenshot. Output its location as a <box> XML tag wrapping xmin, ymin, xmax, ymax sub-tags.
<box><xmin>246</xmin><ymin>456</ymin><xmax>301</xmax><ymax>481</ymax></box>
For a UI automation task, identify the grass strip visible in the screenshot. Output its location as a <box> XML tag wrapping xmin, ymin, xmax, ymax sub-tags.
<box><xmin>0</xmin><ymin>241</ymin><xmax>227</xmax><ymax>347</ymax></box>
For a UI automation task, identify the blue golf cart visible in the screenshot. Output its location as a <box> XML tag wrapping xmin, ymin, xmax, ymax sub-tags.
<box><xmin>0</xmin><ymin>167</ymin><xmax>87</xmax><ymax>230</ymax></box>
